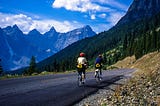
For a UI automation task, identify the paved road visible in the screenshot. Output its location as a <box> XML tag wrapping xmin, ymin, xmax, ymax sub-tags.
<box><xmin>0</xmin><ymin>69</ymin><xmax>134</xmax><ymax>106</ymax></box>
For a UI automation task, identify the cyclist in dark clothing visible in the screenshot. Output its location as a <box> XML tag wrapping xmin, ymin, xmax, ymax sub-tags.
<box><xmin>94</xmin><ymin>54</ymin><xmax>103</xmax><ymax>78</ymax></box>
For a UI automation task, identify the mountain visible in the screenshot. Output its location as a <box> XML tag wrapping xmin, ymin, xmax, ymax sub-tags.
<box><xmin>0</xmin><ymin>25</ymin><xmax>96</xmax><ymax>71</ymax></box>
<box><xmin>36</xmin><ymin>0</ymin><xmax>160</xmax><ymax>72</ymax></box>
<box><xmin>54</xmin><ymin>25</ymin><xmax>96</xmax><ymax>50</ymax></box>
<box><xmin>0</xmin><ymin>25</ymin><xmax>38</xmax><ymax>70</ymax></box>
<box><xmin>117</xmin><ymin>0</ymin><xmax>160</xmax><ymax>26</ymax></box>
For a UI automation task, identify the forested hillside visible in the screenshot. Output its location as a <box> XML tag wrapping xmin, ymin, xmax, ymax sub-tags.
<box><xmin>36</xmin><ymin>11</ymin><xmax>160</xmax><ymax>73</ymax></box>
<box><xmin>122</xmin><ymin>12</ymin><xmax>160</xmax><ymax>59</ymax></box>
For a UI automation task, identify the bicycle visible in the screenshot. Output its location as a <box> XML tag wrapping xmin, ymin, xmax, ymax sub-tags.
<box><xmin>95</xmin><ymin>68</ymin><xmax>101</xmax><ymax>83</ymax></box>
<box><xmin>77</xmin><ymin>72</ymin><xmax>85</xmax><ymax>86</ymax></box>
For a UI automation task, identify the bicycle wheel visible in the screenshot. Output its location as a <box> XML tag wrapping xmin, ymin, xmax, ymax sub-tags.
<box><xmin>77</xmin><ymin>74</ymin><xmax>82</xmax><ymax>86</ymax></box>
<box><xmin>81</xmin><ymin>73</ymin><xmax>85</xmax><ymax>84</ymax></box>
<box><xmin>95</xmin><ymin>69</ymin><xmax>100</xmax><ymax>83</ymax></box>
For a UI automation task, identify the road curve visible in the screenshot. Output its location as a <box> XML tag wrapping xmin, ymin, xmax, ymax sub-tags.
<box><xmin>0</xmin><ymin>69</ymin><xmax>134</xmax><ymax>106</ymax></box>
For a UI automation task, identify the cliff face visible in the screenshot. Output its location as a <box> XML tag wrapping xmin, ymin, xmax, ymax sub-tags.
<box><xmin>117</xmin><ymin>0</ymin><xmax>160</xmax><ymax>25</ymax></box>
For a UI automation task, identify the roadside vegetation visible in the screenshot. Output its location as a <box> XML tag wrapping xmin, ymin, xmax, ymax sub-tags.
<box><xmin>100</xmin><ymin>51</ymin><xmax>160</xmax><ymax>105</ymax></box>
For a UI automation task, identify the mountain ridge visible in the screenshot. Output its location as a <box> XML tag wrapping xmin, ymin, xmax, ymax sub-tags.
<box><xmin>0</xmin><ymin>25</ymin><xmax>96</xmax><ymax>71</ymax></box>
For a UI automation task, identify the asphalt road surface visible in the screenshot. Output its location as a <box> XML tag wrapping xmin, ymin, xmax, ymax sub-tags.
<box><xmin>0</xmin><ymin>69</ymin><xmax>134</xmax><ymax>106</ymax></box>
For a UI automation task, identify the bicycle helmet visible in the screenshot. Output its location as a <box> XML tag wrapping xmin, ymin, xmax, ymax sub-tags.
<box><xmin>98</xmin><ymin>54</ymin><xmax>102</xmax><ymax>57</ymax></box>
<box><xmin>80</xmin><ymin>52</ymin><xmax>85</xmax><ymax>57</ymax></box>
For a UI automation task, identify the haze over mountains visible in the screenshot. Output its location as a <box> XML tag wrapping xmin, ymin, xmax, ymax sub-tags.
<box><xmin>0</xmin><ymin>25</ymin><xmax>96</xmax><ymax>71</ymax></box>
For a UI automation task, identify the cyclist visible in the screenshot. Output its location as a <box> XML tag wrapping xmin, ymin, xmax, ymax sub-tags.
<box><xmin>77</xmin><ymin>52</ymin><xmax>88</xmax><ymax>83</ymax></box>
<box><xmin>94</xmin><ymin>54</ymin><xmax>103</xmax><ymax>79</ymax></box>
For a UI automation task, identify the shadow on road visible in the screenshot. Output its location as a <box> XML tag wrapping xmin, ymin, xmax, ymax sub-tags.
<box><xmin>71</xmin><ymin>75</ymin><xmax>126</xmax><ymax>106</ymax></box>
<box><xmin>85</xmin><ymin>75</ymin><xmax>124</xmax><ymax>89</ymax></box>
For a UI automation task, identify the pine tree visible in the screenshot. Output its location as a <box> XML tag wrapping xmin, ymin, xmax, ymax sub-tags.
<box><xmin>28</xmin><ymin>56</ymin><xmax>37</xmax><ymax>75</ymax></box>
<box><xmin>142</xmin><ymin>33</ymin><xmax>147</xmax><ymax>54</ymax></box>
<box><xmin>103</xmin><ymin>52</ymin><xmax>107</xmax><ymax>64</ymax></box>
<box><xmin>135</xmin><ymin>39</ymin><xmax>143</xmax><ymax>59</ymax></box>
<box><xmin>53</xmin><ymin>59</ymin><xmax>60</xmax><ymax>72</ymax></box>
<box><xmin>146</xmin><ymin>32</ymin><xmax>151</xmax><ymax>52</ymax></box>
<box><xmin>123</xmin><ymin>34</ymin><xmax>128</xmax><ymax>56</ymax></box>
<box><xmin>152</xmin><ymin>29</ymin><xmax>157</xmax><ymax>50</ymax></box>
<box><xmin>0</xmin><ymin>59</ymin><xmax>3</xmax><ymax>75</ymax></box>
<box><xmin>157</xmin><ymin>31</ymin><xmax>160</xmax><ymax>52</ymax></box>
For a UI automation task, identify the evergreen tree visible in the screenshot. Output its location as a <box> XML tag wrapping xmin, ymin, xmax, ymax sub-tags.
<box><xmin>157</xmin><ymin>31</ymin><xmax>160</xmax><ymax>52</ymax></box>
<box><xmin>53</xmin><ymin>59</ymin><xmax>60</xmax><ymax>72</ymax></box>
<box><xmin>142</xmin><ymin>33</ymin><xmax>147</xmax><ymax>54</ymax></box>
<box><xmin>28</xmin><ymin>56</ymin><xmax>37</xmax><ymax>75</ymax></box>
<box><xmin>0</xmin><ymin>59</ymin><xmax>3</xmax><ymax>75</ymax></box>
<box><xmin>146</xmin><ymin>32</ymin><xmax>152</xmax><ymax>52</ymax></box>
<box><xmin>123</xmin><ymin>34</ymin><xmax>128</xmax><ymax>56</ymax></box>
<box><xmin>61</xmin><ymin>61</ymin><xmax>66</xmax><ymax>72</ymax></box>
<box><xmin>103</xmin><ymin>52</ymin><xmax>107</xmax><ymax>64</ymax></box>
<box><xmin>44</xmin><ymin>65</ymin><xmax>51</xmax><ymax>72</ymax></box>
<box><xmin>135</xmin><ymin>39</ymin><xmax>143</xmax><ymax>59</ymax></box>
<box><xmin>53</xmin><ymin>59</ymin><xmax>57</xmax><ymax>72</ymax></box>
<box><xmin>152</xmin><ymin>29</ymin><xmax>157</xmax><ymax>50</ymax></box>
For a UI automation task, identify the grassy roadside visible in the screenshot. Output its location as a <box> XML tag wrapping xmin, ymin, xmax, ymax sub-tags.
<box><xmin>0</xmin><ymin>66</ymin><xmax>96</xmax><ymax>80</ymax></box>
<box><xmin>101</xmin><ymin>51</ymin><xmax>160</xmax><ymax>105</ymax></box>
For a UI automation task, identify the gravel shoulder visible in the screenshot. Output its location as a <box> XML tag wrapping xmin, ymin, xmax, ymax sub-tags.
<box><xmin>74</xmin><ymin>69</ymin><xmax>135</xmax><ymax>106</ymax></box>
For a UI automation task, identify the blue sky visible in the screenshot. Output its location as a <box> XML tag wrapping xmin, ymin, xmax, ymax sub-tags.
<box><xmin>0</xmin><ymin>0</ymin><xmax>133</xmax><ymax>34</ymax></box>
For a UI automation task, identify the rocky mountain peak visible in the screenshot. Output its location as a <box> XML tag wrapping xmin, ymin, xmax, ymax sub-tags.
<box><xmin>12</xmin><ymin>24</ymin><xmax>22</xmax><ymax>33</ymax></box>
<box><xmin>3</xmin><ymin>24</ymin><xmax>23</xmax><ymax>36</ymax></box>
<box><xmin>43</xmin><ymin>26</ymin><xmax>58</xmax><ymax>37</ymax></box>
<box><xmin>28</xmin><ymin>29</ymin><xmax>41</xmax><ymax>35</ymax></box>
<box><xmin>49</xmin><ymin>26</ymin><xmax>57</xmax><ymax>32</ymax></box>
<box><xmin>117</xmin><ymin>0</ymin><xmax>160</xmax><ymax>26</ymax></box>
<box><xmin>12</xmin><ymin>24</ymin><xmax>19</xmax><ymax>30</ymax></box>
<box><xmin>83</xmin><ymin>25</ymin><xmax>91</xmax><ymax>29</ymax></box>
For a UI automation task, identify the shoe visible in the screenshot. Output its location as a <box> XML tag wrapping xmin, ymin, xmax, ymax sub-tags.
<box><xmin>82</xmin><ymin>81</ymin><xmax>85</xmax><ymax>84</ymax></box>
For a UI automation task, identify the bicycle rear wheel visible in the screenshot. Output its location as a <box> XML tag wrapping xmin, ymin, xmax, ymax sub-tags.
<box><xmin>95</xmin><ymin>69</ymin><xmax>101</xmax><ymax>83</ymax></box>
<box><xmin>77</xmin><ymin>74</ymin><xmax>82</xmax><ymax>86</ymax></box>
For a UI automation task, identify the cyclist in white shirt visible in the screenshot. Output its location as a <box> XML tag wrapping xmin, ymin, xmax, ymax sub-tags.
<box><xmin>77</xmin><ymin>52</ymin><xmax>88</xmax><ymax>82</ymax></box>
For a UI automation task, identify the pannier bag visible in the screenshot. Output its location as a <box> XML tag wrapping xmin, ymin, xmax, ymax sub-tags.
<box><xmin>77</xmin><ymin>64</ymin><xmax>83</xmax><ymax>68</ymax></box>
<box><xmin>95</xmin><ymin>63</ymin><xmax>101</xmax><ymax>68</ymax></box>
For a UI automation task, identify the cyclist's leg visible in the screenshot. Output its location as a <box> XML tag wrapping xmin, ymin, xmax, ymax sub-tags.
<box><xmin>77</xmin><ymin>70</ymin><xmax>83</xmax><ymax>86</ymax></box>
<box><xmin>99</xmin><ymin>68</ymin><xmax>102</xmax><ymax>79</ymax></box>
<box><xmin>77</xmin><ymin>68</ymin><xmax>82</xmax><ymax>81</ymax></box>
<box><xmin>99</xmin><ymin>66</ymin><xmax>101</xmax><ymax>75</ymax></box>
<box><xmin>82</xmin><ymin>68</ymin><xmax>86</xmax><ymax>83</ymax></box>
<box><xmin>94</xmin><ymin>65</ymin><xmax>97</xmax><ymax>77</ymax></box>
<box><xmin>94</xmin><ymin>69</ymin><xmax>96</xmax><ymax>77</ymax></box>
<box><xmin>95</xmin><ymin>68</ymin><xmax>99</xmax><ymax>78</ymax></box>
